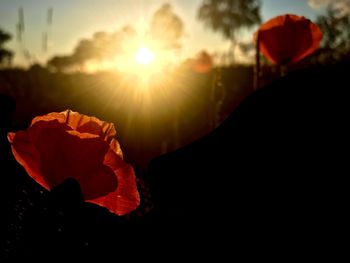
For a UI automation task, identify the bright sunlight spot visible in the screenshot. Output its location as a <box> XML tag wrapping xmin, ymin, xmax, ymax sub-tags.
<box><xmin>135</xmin><ymin>47</ymin><xmax>155</xmax><ymax>65</ymax></box>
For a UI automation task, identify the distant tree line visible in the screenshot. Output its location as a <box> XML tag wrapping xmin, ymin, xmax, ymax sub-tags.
<box><xmin>0</xmin><ymin>28</ymin><xmax>13</xmax><ymax>67</ymax></box>
<box><xmin>47</xmin><ymin>25</ymin><xmax>137</xmax><ymax>72</ymax></box>
<box><xmin>47</xmin><ymin>3</ymin><xmax>184</xmax><ymax>72</ymax></box>
<box><xmin>3</xmin><ymin>0</ymin><xmax>350</xmax><ymax>71</ymax></box>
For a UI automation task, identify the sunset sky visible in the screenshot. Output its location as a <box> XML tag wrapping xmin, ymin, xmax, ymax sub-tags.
<box><xmin>0</xmin><ymin>0</ymin><xmax>332</xmax><ymax>67</ymax></box>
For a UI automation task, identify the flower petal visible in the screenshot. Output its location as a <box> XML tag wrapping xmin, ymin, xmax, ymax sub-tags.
<box><xmin>87</xmin><ymin>149</ymin><xmax>140</xmax><ymax>216</ymax></box>
<box><xmin>10</xmin><ymin>120</ymin><xmax>118</xmax><ymax>200</ymax></box>
<box><xmin>109</xmin><ymin>139</ymin><xmax>123</xmax><ymax>159</ymax></box>
<box><xmin>31</xmin><ymin>111</ymin><xmax>67</xmax><ymax>126</ymax></box>
<box><xmin>257</xmin><ymin>14</ymin><xmax>322</xmax><ymax>64</ymax></box>
<box><xmin>10</xmin><ymin>110</ymin><xmax>138</xmax><ymax>215</ymax></box>
<box><xmin>65</xmin><ymin>110</ymin><xmax>117</xmax><ymax>143</ymax></box>
<box><xmin>32</xmin><ymin>110</ymin><xmax>117</xmax><ymax>144</ymax></box>
<box><xmin>8</xmin><ymin>130</ymin><xmax>49</xmax><ymax>190</ymax></box>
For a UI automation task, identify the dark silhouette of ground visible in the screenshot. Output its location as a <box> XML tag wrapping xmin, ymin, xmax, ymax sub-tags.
<box><xmin>0</xmin><ymin>60</ymin><xmax>346</xmax><ymax>259</ymax></box>
<box><xmin>146</xmin><ymin>61</ymin><xmax>346</xmax><ymax>252</ymax></box>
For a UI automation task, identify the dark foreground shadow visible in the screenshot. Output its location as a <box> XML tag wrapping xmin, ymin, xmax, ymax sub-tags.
<box><xmin>146</xmin><ymin>62</ymin><xmax>347</xmax><ymax>253</ymax></box>
<box><xmin>1</xmin><ymin>61</ymin><xmax>347</xmax><ymax>259</ymax></box>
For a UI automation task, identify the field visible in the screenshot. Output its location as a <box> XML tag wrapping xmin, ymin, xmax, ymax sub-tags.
<box><xmin>1</xmin><ymin>65</ymin><xmax>255</xmax><ymax>168</ymax></box>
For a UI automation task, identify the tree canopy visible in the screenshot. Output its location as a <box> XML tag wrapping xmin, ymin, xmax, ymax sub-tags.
<box><xmin>149</xmin><ymin>3</ymin><xmax>184</xmax><ymax>49</ymax></box>
<box><xmin>198</xmin><ymin>0</ymin><xmax>261</xmax><ymax>42</ymax></box>
<box><xmin>316</xmin><ymin>4</ymin><xmax>350</xmax><ymax>62</ymax></box>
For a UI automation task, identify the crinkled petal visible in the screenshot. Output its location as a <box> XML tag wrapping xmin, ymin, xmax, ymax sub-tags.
<box><xmin>109</xmin><ymin>139</ymin><xmax>123</xmax><ymax>159</ymax></box>
<box><xmin>87</xmin><ymin>149</ymin><xmax>140</xmax><ymax>216</ymax></box>
<box><xmin>9</xmin><ymin>120</ymin><xmax>118</xmax><ymax>200</ymax></box>
<box><xmin>257</xmin><ymin>14</ymin><xmax>322</xmax><ymax>64</ymax></box>
<box><xmin>31</xmin><ymin>111</ymin><xmax>67</xmax><ymax>126</ymax></box>
<box><xmin>32</xmin><ymin>110</ymin><xmax>117</xmax><ymax>144</ymax></box>
<box><xmin>10</xmin><ymin>111</ymin><xmax>138</xmax><ymax>216</ymax></box>
<box><xmin>8</xmin><ymin>131</ymin><xmax>49</xmax><ymax>190</ymax></box>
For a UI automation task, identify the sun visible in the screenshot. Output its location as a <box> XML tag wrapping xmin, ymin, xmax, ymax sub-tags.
<box><xmin>135</xmin><ymin>47</ymin><xmax>155</xmax><ymax>65</ymax></box>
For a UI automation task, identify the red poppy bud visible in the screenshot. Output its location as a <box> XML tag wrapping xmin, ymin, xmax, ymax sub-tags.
<box><xmin>192</xmin><ymin>51</ymin><xmax>213</xmax><ymax>73</ymax></box>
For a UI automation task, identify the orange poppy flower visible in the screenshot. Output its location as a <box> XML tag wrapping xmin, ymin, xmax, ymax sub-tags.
<box><xmin>192</xmin><ymin>51</ymin><xmax>213</xmax><ymax>73</ymax></box>
<box><xmin>8</xmin><ymin>110</ymin><xmax>140</xmax><ymax>216</ymax></box>
<box><xmin>256</xmin><ymin>14</ymin><xmax>322</xmax><ymax>64</ymax></box>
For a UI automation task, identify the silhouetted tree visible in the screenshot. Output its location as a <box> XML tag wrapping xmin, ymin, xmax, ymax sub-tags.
<box><xmin>72</xmin><ymin>39</ymin><xmax>96</xmax><ymax>67</ymax></box>
<box><xmin>92</xmin><ymin>31</ymin><xmax>111</xmax><ymax>60</ymax></box>
<box><xmin>46</xmin><ymin>25</ymin><xmax>137</xmax><ymax>72</ymax></box>
<box><xmin>0</xmin><ymin>28</ymin><xmax>13</xmax><ymax>67</ymax></box>
<box><xmin>47</xmin><ymin>55</ymin><xmax>74</xmax><ymax>72</ymax></box>
<box><xmin>149</xmin><ymin>3</ymin><xmax>184</xmax><ymax>49</ymax></box>
<box><xmin>109</xmin><ymin>25</ymin><xmax>137</xmax><ymax>55</ymax></box>
<box><xmin>198</xmin><ymin>0</ymin><xmax>261</xmax><ymax>63</ymax></box>
<box><xmin>316</xmin><ymin>4</ymin><xmax>350</xmax><ymax>62</ymax></box>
